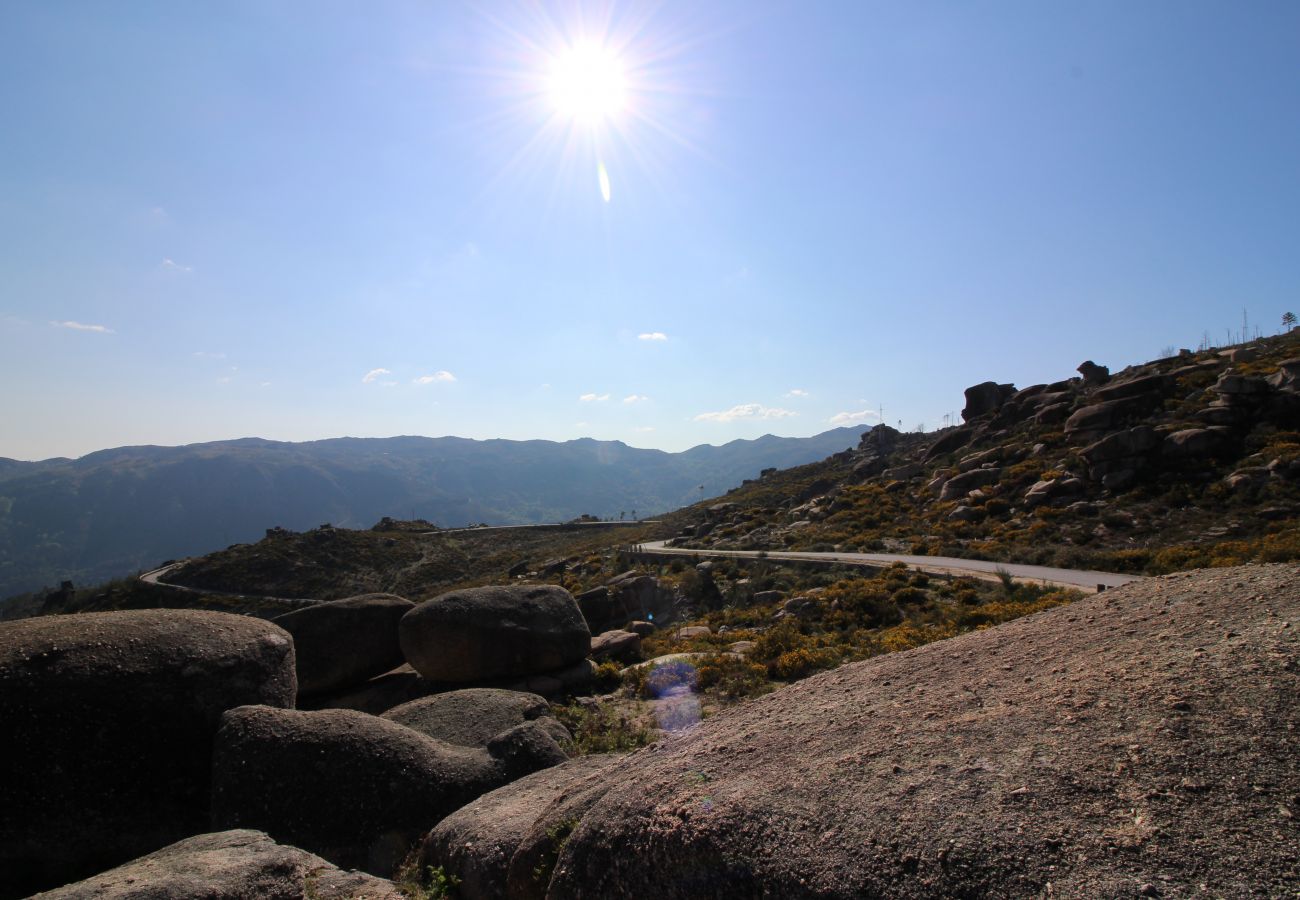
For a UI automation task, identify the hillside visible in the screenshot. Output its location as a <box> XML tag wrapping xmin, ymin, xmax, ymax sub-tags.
<box><xmin>0</xmin><ymin>427</ymin><xmax>860</xmax><ymax>599</ymax></box>
<box><xmin>669</xmin><ymin>331</ymin><xmax>1300</xmax><ymax>574</ymax></box>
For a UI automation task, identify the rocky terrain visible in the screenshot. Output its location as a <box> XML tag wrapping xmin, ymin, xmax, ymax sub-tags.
<box><xmin>671</xmin><ymin>332</ymin><xmax>1300</xmax><ymax>575</ymax></box>
<box><xmin>3</xmin><ymin>336</ymin><xmax>1298</xmax><ymax>898</ymax></box>
<box><xmin>435</xmin><ymin>564</ymin><xmax>1300</xmax><ymax>898</ymax></box>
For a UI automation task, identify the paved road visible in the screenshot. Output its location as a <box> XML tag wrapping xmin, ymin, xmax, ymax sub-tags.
<box><xmin>636</xmin><ymin>541</ymin><xmax>1143</xmax><ymax>593</ymax></box>
<box><xmin>139</xmin><ymin>562</ymin><xmax>314</xmax><ymax>606</ymax></box>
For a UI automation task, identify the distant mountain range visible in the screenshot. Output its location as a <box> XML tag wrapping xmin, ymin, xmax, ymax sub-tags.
<box><xmin>0</xmin><ymin>428</ymin><xmax>864</xmax><ymax>598</ymax></box>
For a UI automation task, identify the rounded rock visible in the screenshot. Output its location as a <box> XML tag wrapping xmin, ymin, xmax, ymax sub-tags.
<box><xmin>399</xmin><ymin>585</ymin><xmax>590</xmax><ymax>683</ymax></box>
<box><xmin>0</xmin><ymin>610</ymin><xmax>296</xmax><ymax>897</ymax></box>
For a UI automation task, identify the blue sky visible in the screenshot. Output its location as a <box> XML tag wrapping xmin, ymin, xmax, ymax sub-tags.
<box><xmin>2</xmin><ymin>1</ymin><xmax>1298</xmax><ymax>461</ymax></box>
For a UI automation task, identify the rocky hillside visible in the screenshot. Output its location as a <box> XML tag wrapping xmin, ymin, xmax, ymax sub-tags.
<box><xmin>430</xmin><ymin>563</ymin><xmax>1300</xmax><ymax>897</ymax></box>
<box><xmin>670</xmin><ymin>331</ymin><xmax>1300</xmax><ymax>574</ymax></box>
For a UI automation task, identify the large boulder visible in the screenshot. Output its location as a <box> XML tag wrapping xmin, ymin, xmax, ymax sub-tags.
<box><xmin>937</xmin><ymin>466</ymin><xmax>1001</xmax><ymax>501</ymax></box>
<box><xmin>298</xmin><ymin>663</ymin><xmax>444</xmax><ymax>715</ymax></box>
<box><xmin>211</xmin><ymin>705</ymin><xmax>568</xmax><ymax>876</ymax></box>
<box><xmin>400</xmin><ymin>585</ymin><xmax>590</xmax><ymax>683</ymax></box>
<box><xmin>0</xmin><ymin>610</ymin><xmax>296</xmax><ymax>898</ymax></box>
<box><xmin>31</xmin><ymin>830</ymin><xmax>401</xmax><ymax>900</ymax></box>
<box><xmin>272</xmin><ymin>593</ymin><xmax>413</xmax><ymax>695</ymax></box>
<box><xmin>960</xmin><ymin>381</ymin><xmax>1016</xmax><ymax>421</ymax></box>
<box><xmin>1076</xmin><ymin>359</ymin><xmax>1110</xmax><ymax>386</ymax></box>
<box><xmin>549</xmin><ymin>565</ymin><xmax>1300</xmax><ymax>898</ymax></box>
<box><xmin>419</xmin><ymin>755</ymin><xmax>624</xmax><ymax>900</ymax></box>
<box><xmin>1063</xmin><ymin>396</ymin><xmax>1154</xmax><ymax>437</ymax></box>
<box><xmin>1091</xmin><ymin>372</ymin><xmax>1173</xmax><ymax>404</ymax></box>
<box><xmin>590</xmin><ymin>629</ymin><xmax>642</xmax><ymax>663</ymax></box>
<box><xmin>922</xmin><ymin>426</ymin><xmax>974</xmax><ymax>461</ymax></box>
<box><xmin>381</xmin><ymin>688</ymin><xmax>571</xmax><ymax>750</ymax></box>
<box><xmin>580</xmin><ymin>574</ymin><xmax>675</xmax><ymax>634</ymax></box>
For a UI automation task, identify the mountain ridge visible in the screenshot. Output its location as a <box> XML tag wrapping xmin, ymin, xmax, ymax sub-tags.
<box><xmin>0</xmin><ymin>427</ymin><xmax>863</xmax><ymax>599</ymax></box>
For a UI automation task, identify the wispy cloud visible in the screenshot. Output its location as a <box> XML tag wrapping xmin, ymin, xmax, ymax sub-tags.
<box><xmin>785</xmin><ymin>388</ymin><xmax>810</xmax><ymax>398</ymax></box>
<box><xmin>52</xmin><ymin>320</ymin><xmax>114</xmax><ymax>334</ymax></box>
<box><xmin>216</xmin><ymin>376</ymin><xmax>233</xmax><ymax>384</ymax></box>
<box><xmin>623</xmin><ymin>394</ymin><xmax>650</xmax><ymax>404</ymax></box>
<box><xmin>694</xmin><ymin>404</ymin><xmax>796</xmax><ymax>423</ymax></box>
<box><xmin>193</xmin><ymin>351</ymin><xmax>226</xmax><ymax>360</ymax></box>
<box><xmin>829</xmin><ymin>409</ymin><xmax>880</xmax><ymax>426</ymax></box>
<box><xmin>414</xmin><ymin>370</ymin><xmax>456</xmax><ymax>384</ymax></box>
<box><xmin>580</xmin><ymin>392</ymin><xmax>610</xmax><ymax>402</ymax></box>
<box><xmin>634</xmin><ymin>426</ymin><xmax>656</xmax><ymax>433</ymax></box>
<box><xmin>161</xmin><ymin>258</ymin><xmax>192</xmax><ymax>273</ymax></box>
<box><xmin>637</xmin><ymin>332</ymin><xmax>668</xmax><ymax>342</ymax></box>
<box><xmin>362</xmin><ymin>368</ymin><xmax>392</xmax><ymax>384</ymax></box>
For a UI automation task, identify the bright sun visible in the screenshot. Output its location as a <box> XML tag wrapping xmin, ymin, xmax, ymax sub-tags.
<box><xmin>547</xmin><ymin>42</ymin><xmax>627</xmax><ymax>122</ymax></box>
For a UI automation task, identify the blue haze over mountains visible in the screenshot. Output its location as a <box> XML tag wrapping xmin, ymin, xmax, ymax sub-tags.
<box><xmin>0</xmin><ymin>427</ymin><xmax>863</xmax><ymax>598</ymax></box>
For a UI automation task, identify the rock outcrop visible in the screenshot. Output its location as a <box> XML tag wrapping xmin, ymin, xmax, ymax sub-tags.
<box><xmin>211</xmin><ymin>705</ymin><xmax>568</xmax><ymax>876</ymax></box>
<box><xmin>380</xmin><ymin>688</ymin><xmax>571</xmax><ymax>750</ymax></box>
<box><xmin>0</xmin><ymin>610</ymin><xmax>296</xmax><ymax>897</ymax></box>
<box><xmin>547</xmin><ymin>565</ymin><xmax>1300</xmax><ymax>898</ymax></box>
<box><xmin>961</xmin><ymin>381</ymin><xmax>1016</xmax><ymax>422</ymax></box>
<box><xmin>400</xmin><ymin>585</ymin><xmax>590</xmax><ymax>683</ymax></box>
<box><xmin>419</xmin><ymin>755</ymin><xmax>624</xmax><ymax>900</ymax></box>
<box><xmin>31</xmin><ymin>830</ymin><xmax>401</xmax><ymax>900</ymax></box>
<box><xmin>272</xmin><ymin>593</ymin><xmax>413</xmax><ymax>695</ymax></box>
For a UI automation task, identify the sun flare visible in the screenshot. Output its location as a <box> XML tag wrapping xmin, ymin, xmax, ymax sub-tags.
<box><xmin>547</xmin><ymin>42</ymin><xmax>627</xmax><ymax>122</ymax></box>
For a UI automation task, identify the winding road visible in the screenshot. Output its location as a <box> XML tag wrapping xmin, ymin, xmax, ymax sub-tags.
<box><xmin>138</xmin><ymin>524</ymin><xmax>1143</xmax><ymax>602</ymax></box>
<box><xmin>635</xmin><ymin>541</ymin><xmax>1143</xmax><ymax>593</ymax></box>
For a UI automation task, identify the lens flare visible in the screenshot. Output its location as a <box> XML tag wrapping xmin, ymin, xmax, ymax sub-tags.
<box><xmin>598</xmin><ymin>161</ymin><xmax>611</xmax><ymax>202</ymax></box>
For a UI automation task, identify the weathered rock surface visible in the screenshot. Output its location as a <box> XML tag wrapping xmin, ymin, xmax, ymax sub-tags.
<box><xmin>272</xmin><ymin>593</ymin><xmax>412</xmax><ymax>695</ymax></box>
<box><xmin>961</xmin><ymin>381</ymin><xmax>1016</xmax><ymax>421</ymax></box>
<box><xmin>0</xmin><ymin>610</ymin><xmax>296</xmax><ymax>898</ymax></box>
<box><xmin>590</xmin><ymin>628</ymin><xmax>642</xmax><ymax>663</ymax></box>
<box><xmin>31</xmin><ymin>830</ymin><xmax>401</xmax><ymax>900</ymax></box>
<box><xmin>581</xmin><ymin>572</ymin><xmax>678</xmax><ymax>633</ymax></box>
<box><xmin>1076</xmin><ymin>359</ymin><xmax>1110</xmax><ymax>385</ymax></box>
<box><xmin>400</xmin><ymin>585</ymin><xmax>590</xmax><ymax>683</ymax></box>
<box><xmin>211</xmin><ymin>705</ymin><xmax>567</xmax><ymax>876</ymax></box>
<box><xmin>550</xmin><ymin>565</ymin><xmax>1300</xmax><ymax>898</ymax></box>
<box><xmin>381</xmin><ymin>688</ymin><xmax>571</xmax><ymax>750</ymax></box>
<box><xmin>938</xmin><ymin>466</ymin><xmax>1002</xmax><ymax>501</ymax></box>
<box><xmin>419</xmin><ymin>755</ymin><xmax>623</xmax><ymax>900</ymax></box>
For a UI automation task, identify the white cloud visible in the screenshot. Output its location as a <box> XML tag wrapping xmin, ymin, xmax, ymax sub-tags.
<box><xmin>829</xmin><ymin>409</ymin><xmax>880</xmax><ymax>426</ymax></box>
<box><xmin>694</xmin><ymin>404</ymin><xmax>797</xmax><ymax>423</ymax></box>
<box><xmin>259</xmin><ymin>381</ymin><xmax>272</xmax><ymax>388</ymax></box>
<box><xmin>637</xmin><ymin>332</ymin><xmax>668</xmax><ymax>341</ymax></box>
<box><xmin>161</xmin><ymin>258</ymin><xmax>192</xmax><ymax>273</ymax></box>
<box><xmin>580</xmin><ymin>392</ymin><xmax>610</xmax><ymax>402</ymax></box>
<box><xmin>216</xmin><ymin>376</ymin><xmax>233</xmax><ymax>384</ymax></box>
<box><xmin>413</xmin><ymin>370</ymin><xmax>456</xmax><ymax>384</ymax></box>
<box><xmin>623</xmin><ymin>394</ymin><xmax>649</xmax><ymax>404</ymax></box>
<box><xmin>634</xmin><ymin>426</ymin><xmax>656</xmax><ymax>433</ymax></box>
<box><xmin>193</xmin><ymin>351</ymin><xmax>226</xmax><ymax>360</ymax></box>
<box><xmin>51</xmin><ymin>320</ymin><xmax>114</xmax><ymax>334</ymax></box>
<box><xmin>785</xmin><ymin>388</ymin><xmax>810</xmax><ymax>398</ymax></box>
<box><xmin>362</xmin><ymin>368</ymin><xmax>392</xmax><ymax>384</ymax></box>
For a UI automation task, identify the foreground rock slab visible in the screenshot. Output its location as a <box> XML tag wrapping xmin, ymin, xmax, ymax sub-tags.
<box><xmin>31</xmin><ymin>830</ymin><xmax>401</xmax><ymax>899</ymax></box>
<box><xmin>0</xmin><ymin>610</ymin><xmax>296</xmax><ymax>898</ymax></box>
<box><xmin>272</xmin><ymin>592</ymin><xmax>413</xmax><ymax>695</ymax></box>
<box><xmin>551</xmin><ymin>565</ymin><xmax>1300</xmax><ymax>898</ymax></box>
<box><xmin>420</xmin><ymin>754</ymin><xmax>625</xmax><ymax>900</ymax></box>
<box><xmin>400</xmin><ymin>584</ymin><xmax>590</xmax><ymax>682</ymax></box>
<box><xmin>211</xmin><ymin>705</ymin><xmax>568</xmax><ymax>876</ymax></box>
